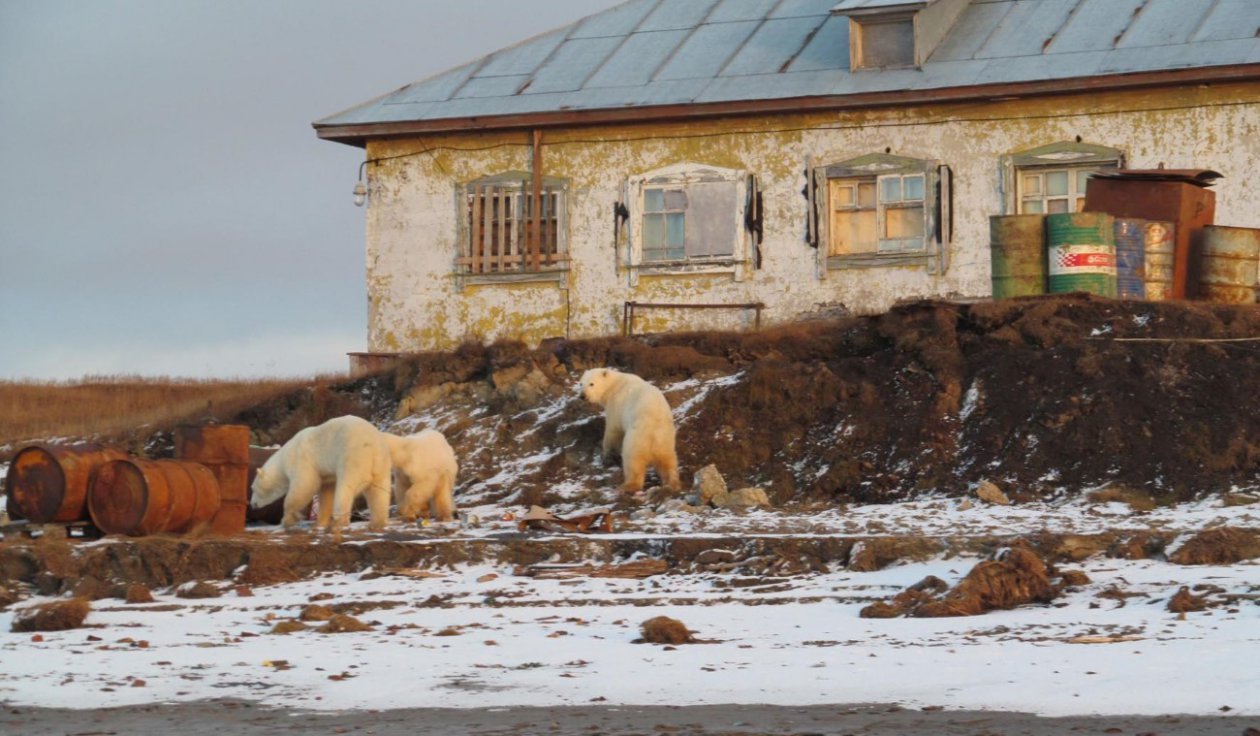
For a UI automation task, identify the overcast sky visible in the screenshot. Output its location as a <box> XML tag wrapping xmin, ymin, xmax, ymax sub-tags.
<box><xmin>0</xmin><ymin>0</ymin><xmax>615</xmax><ymax>381</ymax></box>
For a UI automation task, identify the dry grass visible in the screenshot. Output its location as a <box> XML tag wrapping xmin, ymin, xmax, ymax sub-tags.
<box><xmin>0</xmin><ymin>374</ymin><xmax>332</xmax><ymax>448</ymax></box>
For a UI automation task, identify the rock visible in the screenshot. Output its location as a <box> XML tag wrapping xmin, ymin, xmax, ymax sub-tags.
<box><xmin>270</xmin><ymin>620</ymin><xmax>309</xmax><ymax>635</ymax></box>
<box><xmin>974</xmin><ymin>480</ymin><xmax>1011</xmax><ymax>506</ymax></box>
<box><xmin>639</xmin><ymin>616</ymin><xmax>695</xmax><ymax>644</ymax></box>
<box><xmin>125</xmin><ymin>584</ymin><xmax>155</xmax><ymax>604</ymax></box>
<box><xmin>956</xmin><ymin>499</ymin><xmax>974</xmax><ymax>511</ymax></box>
<box><xmin>722</xmin><ymin>487</ymin><xmax>770</xmax><ymax>508</ymax></box>
<box><xmin>657</xmin><ymin>499</ymin><xmax>702</xmax><ymax>515</ymax></box>
<box><xmin>692</xmin><ymin>465</ymin><xmax>728</xmax><ymax>506</ymax></box>
<box><xmin>318</xmin><ymin>614</ymin><xmax>372</xmax><ymax>633</ymax></box>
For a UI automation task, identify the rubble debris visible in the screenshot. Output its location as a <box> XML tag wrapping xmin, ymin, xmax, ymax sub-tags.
<box><xmin>1169</xmin><ymin>527</ymin><xmax>1260</xmax><ymax>565</ymax></box>
<box><xmin>11</xmin><ymin>598</ymin><xmax>90</xmax><ymax>632</ymax></box>
<box><xmin>318</xmin><ymin>613</ymin><xmax>372</xmax><ymax>633</ymax></box>
<box><xmin>692</xmin><ymin>465</ymin><xmax>729</xmax><ymax>507</ymax></box>
<box><xmin>517</xmin><ymin>505</ymin><xmax>614</xmax><ymax>534</ymax></box>
<box><xmin>638</xmin><ymin>616</ymin><xmax>695</xmax><ymax>645</ymax></box>
<box><xmin>515</xmin><ymin>559</ymin><xmax>668</xmax><ymax>580</ymax></box>
<box><xmin>1167</xmin><ymin>586</ymin><xmax>1210</xmax><ymax>613</ymax></box>
<box><xmin>974</xmin><ymin>480</ymin><xmax>1011</xmax><ymax>506</ymax></box>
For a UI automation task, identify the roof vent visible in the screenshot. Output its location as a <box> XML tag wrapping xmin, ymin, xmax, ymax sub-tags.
<box><xmin>833</xmin><ymin>0</ymin><xmax>971</xmax><ymax>70</ymax></box>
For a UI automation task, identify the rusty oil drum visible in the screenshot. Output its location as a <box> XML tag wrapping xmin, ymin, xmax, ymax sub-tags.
<box><xmin>88</xmin><ymin>458</ymin><xmax>221</xmax><ymax>536</ymax></box>
<box><xmin>1143</xmin><ymin>221</ymin><xmax>1176</xmax><ymax>301</ymax></box>
<box><xmin>174</xmin><ymin>424</ymin><xmax>250</xmax><ymax>534</ymax></box>
<box><xmin>989</xmin><ymin>215</ymin><xmax>1046</xmax><ymax>298</ymax></box>
<box><xmin>1199</xmin><ymin>225</ymin><xmax>1260</xmax><ymax>304</ymax></box>
<box><xmin>4</xmin><ymin>443</ymin><xmax>128</xmax><ymax>523</ymax></box>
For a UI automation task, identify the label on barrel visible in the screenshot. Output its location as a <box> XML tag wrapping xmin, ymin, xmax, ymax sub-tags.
<box><xmin>1049</xmin><ymin>245</ymin><xmax>1116</xmax><ymax>275</ymax></box>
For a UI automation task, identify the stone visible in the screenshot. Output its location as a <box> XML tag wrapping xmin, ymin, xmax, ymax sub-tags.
<box><xmin>974</xmin><ymin>480</ymin><xmax>1011</xmax><ymax>506</ymax></box>
<box><xmin>722</xmin><ymin>487</ymin><xmax>771</xmax><ymax>508</ymax></box>
<box><xmin>692</xmin><ymin>464</ymin><xmax>729</xmax><ymax>506</ymax></box>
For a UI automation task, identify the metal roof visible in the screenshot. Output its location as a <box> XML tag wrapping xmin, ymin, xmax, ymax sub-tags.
<box><xmin>316</xmin><ymin>0</ymin><xmax>1260</xmax><ymax>141</ymax></box>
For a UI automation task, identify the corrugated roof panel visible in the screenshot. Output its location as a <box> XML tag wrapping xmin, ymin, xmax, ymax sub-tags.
<box><xmin>452</xmin><ymin>75</ymin><xmax>530</xmax><ymax>99</ymax></box>
<box><xmin>569</xmin><ymin>0</ymin><xmax>658</xmax><ymax>39</ymax></box>
<box><xmin>785</xmin><ymin>13</ymin><xmax>851</xmax><ymax>72</ymax></box>
<box><xmin>655</xmin><ymin>20</ymin><xmax>761</xmax><ymax>81</ymax></box>
<box><xmin>972</xmin><ymin>49</ymin><xmax>1106</xmax><ymax>85</ymax></box>
<box><xmin>1048</xmin><ymin>0</ymin><xmax>1145</xmax><ymax>55</ymax></box>
<box><xmin>975</xmin><ymin>0</ymin><xmax>1077</xmax><ymax>59</ymax></box>
<box><xmin>381</xmin><ymin>65</ymin><xmax>477</xmax><ymax>105</ymax></box>
<box><xmin>520</xmin><ymin>36</ymin><xmax>622</xmax><ymax>94</ymax></box>
<box><xmin>707</xmin><ymin>0</ymin><xmax>782</xmax><ymax>23</ymax></box>
<box><xmin>931</xmin><ymin>0</ymin><xmax>1012</xmax><ymax>62</ymax></box>
<box><xmin>474</xmin><ymin>29</ymin><xmax>568</xmax><ymax>79</ymax></box>
<box><xmin>1119</xmin><ymin>0</ymin><xmax>1215</xmax><ymax>48</ymax></box>
<box><xmin>770</xmin><ymin>0</ymin><xmax>840</xmax><ymax>19</ymax></box>
<box><xmin>585</xmin><ymin>29</ymin><xmax>691</xmax><ymax>88</ymax></box>
<box><xmin>1195</xmin><ymin>0</ymin><xmax>1260</xmax><ymax>42</ymax></box>
<box><xmin>639</xmin><ymin>0</ymin><xmax>721</xmax><ymax>31</ymax></box>
<box><xmin>720</xmin><ymin>16</ymin><xmax>827</xmax><ymax>76</ymax></box>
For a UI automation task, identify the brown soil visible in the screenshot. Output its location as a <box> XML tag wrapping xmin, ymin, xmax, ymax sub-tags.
<box><xmin>212</xmin><ymin>295</ymin><xmax>1260</xmax><ymax>507</ymax></box>
<box><xmin>1169</xmin><ymin>527</ymin><xmax>1260</xmax><ymax>565</ymax></box>
<box><xmin>10</xmin><ymin>598</ymin><xmax>90</xmax><ymax>632</ymax></box>
<box><xmin>863</xmin><ymin>544</ymin><xmax>1059</xmax><ymax>618</ymax></box>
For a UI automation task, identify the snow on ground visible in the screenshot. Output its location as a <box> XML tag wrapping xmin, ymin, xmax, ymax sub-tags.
<box><xmin>1</xmin><ymin>498</ymin><xmax>1257</xmax><ymax>717</ymax></box>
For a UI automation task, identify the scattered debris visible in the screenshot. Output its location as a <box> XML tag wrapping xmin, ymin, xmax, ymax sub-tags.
<box><xmin>318</xmin><ymin>614</ymin><xmax>372</xmax><ymax>634</ymax></box>
<box><xmin>299</xmin><ymin>604</ymin><xmax>336</xmax><ymax>622</ymax></box>
<box><xmin>1167</xmin><ymin>586</ymin><xmax>1210</xmax><ymax>613</ymax></box>
<box><xmin>862</xmin><ymin>545</ymin><xmax>1058</xmax><ymax>618</ymax></box>
<box><xmin>372</xmin><ymin>568</ymin><xmax>447</xmax><ymax>580</ymax></box>
<box><xmin>11</xmin><ymin>598</ymin><xmax>90</xmax><ymax>632</ymax></box>
<box><xmin>1058</xmin><ymin>570</ymin><xmax>1091</xmax><ymax>587</ymax></box>
<box><xmin>125</xmin><ymin>584</ymin><xmax>155</xmax><ymax>604</ymax></box>
<box><xmin>175</xmin><ymin>581</ymin><xmax>223</xmax><ymax>599</ymax></box>
<box><xmin>860</xmin><ymin>576</ymin><xmax>948</xmax><ymax>619</ymax></box>
<box><xmin>516</xmin><ymin>559</ymin><xmax>668</xmax><ymax>580</ymax></box>
<box><xmin>1066</xmin><ymin>635</ymin><xmax>1144</xmax><ymax>644</ymax></box>
<box><xmin>517</xmin><ymin>505</ymin><xmax>614</xmax><ymax>534</ymax></box>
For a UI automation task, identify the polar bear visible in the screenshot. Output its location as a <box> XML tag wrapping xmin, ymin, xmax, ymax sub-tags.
<box><xmin>382</xmin><ymin>429</ymin><xmax>458</xmax><ymax>522</ymax></box>
<box><xmin>579</xmin><ymin>367</ymin><xmax>681</xmax><ymax>493</ymax></box>
<box><xmin>249</xmin><ymin>415</ymin><xmax>392</xmax><ymax>538</ymax></box>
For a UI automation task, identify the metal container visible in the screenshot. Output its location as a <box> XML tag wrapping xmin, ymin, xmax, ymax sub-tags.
<box><xmin>1113</xmin><ymin>218</ymin><xmax>1146</xmax><ymax>300</ymax></box>
<box><xmin>989</xmin><ymin>215</ymin><xmax>1046</xmax><ymax>298</ymax></box>
<box><xmin>1199</xmin><ymin>225</ymin><xmax>1260</xmax><ymax>304</ymax></box>
<box><xmin>1143</xmin><ymin>221</ymin><xmax>1176</xmax><ymax>301</ymax></box>
<box><xmin>88</xmin><ymin>458</ymin><xmax>221</xmax><ymax>536</ymax></box>
<box><xmin>4</xmin><ymin>443</ymin><xmax>128</xmax><ymax>523</ymax></box>
<box><xmin>1046</xmin><ymin>212</ymin><xmax>1116</xmax><ymax>298</ymax></box>
<box><xmin>174</xmin><ymin>424</ymin><xmax>250</xmax><ymax>535</ymax></box>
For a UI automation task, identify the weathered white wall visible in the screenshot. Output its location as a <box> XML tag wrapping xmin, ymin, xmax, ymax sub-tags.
<box><xmin>361</xmin><ymin>82</ymin><xmax>1260</xmax><ymax>353</ymax></box>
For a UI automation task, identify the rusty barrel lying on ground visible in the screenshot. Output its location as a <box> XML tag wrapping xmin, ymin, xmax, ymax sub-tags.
<box><xmin>174</xmin><ymin>424</ymin><xmax>249</xmax><ymax>534</ymax></box>
<box><xmin>1198</xmin><ymin>225</ymin><xmax>1260</xmax><ymax>304</ymax></box>
<box><xmin>989</xmin><ymin>215</ymin><xmax>1047</xmax><ymax>298</ymax></box>
<box><xmin>88</xmin><ymin>458</ymin><xmax>221</xmax><ymax>536</ymax></box>
<box><xmin>4</xmin><ymin>444</ymin><xmax>129</xmax><ymax>523</ymax></box>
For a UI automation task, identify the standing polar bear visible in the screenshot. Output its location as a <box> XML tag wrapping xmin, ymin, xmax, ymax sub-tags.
<box><xmin>381</xmin><ymin>429</ymin><xmax>459</xmax><ymax>522</ymax></box>
<box><xmin>579</xmin><ymin>367</ymin><xmax>680</xmax><ymax>492</ymax></box>
<box><xmin>249</xmin><ymin>415</ymin><xmax>392</xmax><ymax>537</ymax></box>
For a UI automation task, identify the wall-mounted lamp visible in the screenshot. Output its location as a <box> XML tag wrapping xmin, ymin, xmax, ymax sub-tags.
<box><xmin>353</xmin><ymin>160</ymin><xmax>368</xmax><ymax>207</ymax></box>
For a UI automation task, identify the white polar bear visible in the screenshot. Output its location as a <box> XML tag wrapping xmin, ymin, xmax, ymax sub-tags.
<box><xmin>579</xmin><ymin>367</ymin><xmax>681</xmax><ymax>493</ymax></box>
<box><xmin>249</xmin><ymin>415</ymin><xmax>392</xmax><ymax>538</ymax></box>
<box><xmin>382</xmin><ymin>429</ymin><xmax>459</xmax><ymax>522</ymax></box>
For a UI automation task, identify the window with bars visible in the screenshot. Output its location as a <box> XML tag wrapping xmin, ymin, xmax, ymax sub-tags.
<box><xmin>458</xmin><ymin>175</ymin><xmax>567</xmax><ymax>275</ymax></box>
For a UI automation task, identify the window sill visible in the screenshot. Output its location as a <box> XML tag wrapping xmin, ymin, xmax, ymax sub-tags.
<box><xmin>630</xmin><ymin>258</ymin><xmax>744</xmax><ymax>275</ymax></box>
<box><xmin>827</xmin><ymin>252</ymin><xmax>931</xmax><ymax>270</ymax></box>
<box><xmin>457</xmin><ymin>269</ymin><xmax>568</xmax><ymax>287</ymax></box>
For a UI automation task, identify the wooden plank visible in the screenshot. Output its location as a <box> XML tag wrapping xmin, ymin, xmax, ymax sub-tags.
<box><xmin>495</xmin><ymin>186</ymin><xmax>507</xmax><ymax>274</ymax></box>
<box><xmin>455</xmin><ymin>253</ymin><xmax>570</xmax><ymax>265</ymax></box>
<box><xmin>470</xmin><ymin>184</ymin><xmax>483</xmax><ymax>274</ymax></box>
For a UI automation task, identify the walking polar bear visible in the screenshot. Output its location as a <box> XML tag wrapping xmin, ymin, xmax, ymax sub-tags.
<box><xmin>579</xmin><ymin>367</ymin><xmax>680</xmax><ymax>492</ymax></box>
<box><xmin>249</xmin><ymin>415</ymin><xmax>392</xmax><ymax>537</ymax></box>
<box><xmin>382</xmin><ymin>429</ymin><xmax>459</xmax><ymax>522</ymax></box>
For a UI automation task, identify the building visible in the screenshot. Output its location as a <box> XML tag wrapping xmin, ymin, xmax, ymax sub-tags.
<box><xmin>315</xmin><ymin>0</ymin><xmax>1260</xmax><ymax>367</ymax></box>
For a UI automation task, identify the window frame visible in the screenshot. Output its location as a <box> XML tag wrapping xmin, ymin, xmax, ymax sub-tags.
<box><xmin>625</xmin><ymin>163</ymin><xmax>751</xmax><ymax>284</ymax></box>
<box><xmin>456</xmin><ymin>171</ymin><xmax>569</xmax><ymax>285</ymax></box>
<box><xmin>811</xmin><ymin>153</ymin><xmax>950</xmax><ymax>274</ymax></box>
<box><xmin>849</xmin><ymin>13</ymin><xmax>917</xmax><ymax>70</ymax></box>
<box><xmin>1000</xmin><ymin>142</ymin><xmax>1124</xmax><ymax>216</ymax></box>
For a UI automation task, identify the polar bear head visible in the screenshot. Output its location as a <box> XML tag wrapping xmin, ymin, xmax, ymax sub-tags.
<box><xmin>249</xmin><ymin>459</ymin><xmax>287</xmax><ymax>508</ymax></box>
<box><xmin>579</xmin><ymin>367</ymin><xmax>619</xmax><ymax>406</ymax></box>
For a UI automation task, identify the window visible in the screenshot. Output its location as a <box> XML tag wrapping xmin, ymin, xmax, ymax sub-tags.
<box><xmin>626</xmin><ymin>163</ymin><xmax>750</xmax><ymax>280</ymax></box>
<box><xmin>810</xmin><ymin>153</ymin><xmax>949</xmax><ymax>272</ymax></box>
<box><xmin>459</xmin><ymin>173</ymin><xmax>567</xmax><ymax>275</ymax></box>
<box><xmin>851</xmin><ymin>16</ymin><xmax>915</xmax><ymax>70</ymax></box>
<box><xmin>1003</xmin><ymin>142</ymin><xmax>1123</xmax><ymax>215</ymax></box>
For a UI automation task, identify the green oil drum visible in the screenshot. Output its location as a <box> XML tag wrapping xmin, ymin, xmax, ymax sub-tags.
<box><xmin>989</xmin><ymin>215</ymin><xmax>1046</xmax><ymax>298</ymax></box>
<box><xmin>1046</xmin><ymin>212</ymin><xmax>1116</xmax><ymax>298</ymax></box>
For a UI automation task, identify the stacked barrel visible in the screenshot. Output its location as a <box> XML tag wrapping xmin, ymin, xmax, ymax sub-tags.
<box><xmin>3</xmin><ymin>424</ymin><xmax>252</xmax><ymax>537</ymax></box>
